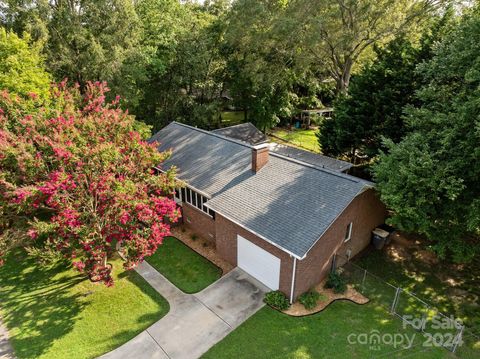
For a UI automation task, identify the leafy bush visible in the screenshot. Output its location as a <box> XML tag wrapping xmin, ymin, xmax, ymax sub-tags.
<box><xmin>264</xmin><ymin>290</ymin><xmax>290</xmax><ymax>310</ymax></box>
<box><xmin>298</xmin><ymin>290</ymin><xmax>321</xmax><ymax>310</ymax></box>
<box><xmin>191</xmin><ymin>234</ymin><xmax>198</xmax><ymax>241</ymax></box>
<box><xmin>325</xmin><ymin>271</ymin><xmax>347</xmax><ymax>294</ymax></box>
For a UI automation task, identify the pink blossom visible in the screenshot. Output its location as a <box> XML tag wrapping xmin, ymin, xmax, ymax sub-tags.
<box><xmin>27</xmin><ymin>229</ymin><xmax>38</xmax><ymax>240</ymax></box>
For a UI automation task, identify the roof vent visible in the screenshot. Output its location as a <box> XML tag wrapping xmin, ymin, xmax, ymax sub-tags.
<box><xmin>252</xmin><ymin>144</ymin><xmax>269</xmax><ymax>173</ymax></box>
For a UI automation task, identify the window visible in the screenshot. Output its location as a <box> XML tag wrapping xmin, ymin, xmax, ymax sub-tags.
<box><xmin>191</xmin><ymin>190</ymin><xmax>197</xmax><ymax>206</ymax></box>
<box><xmin>179</xmin><ymin>186</ymin><xmax>215</xmax><ymax>218</ymax></box>
<box><xmin>344</xmin><ymin>222</ymin><xmax>353</xmax><ymax>242</ymax></box>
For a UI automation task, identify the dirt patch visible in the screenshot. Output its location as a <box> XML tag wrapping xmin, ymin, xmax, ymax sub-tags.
<box><xmin>171</xmin><ymin>225</ymin><xmax>234</xmax><ymax>275</ymax></box>
<box><xmin>415</xmin><ymin>249</ymin><xmax>439</xmax><ymax>265</ymax></box>
<box><xmin>283</xmin><ymin>280</ymin><xmax>369</xmax><ymax>317</ymax></box>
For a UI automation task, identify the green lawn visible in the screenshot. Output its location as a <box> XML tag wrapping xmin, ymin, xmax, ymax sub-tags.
<box><xmin>220</xmin><ymin>111</ymin><xmax>244</xmax><ymax>126</ymax></box>
<box><xmin>0</xmin><ymin>250</ymin><xmax>169</xmax><ymax>359</ymax></box>
<box><xmin>147</xmin><ymin>236</ymin><xmax>222</xmax><ymax>293</ymax></box>
<box><xmin>356</xmin><ymin>248</ymin><xmax>480</xmax><ymax>332</ymax></box>
<box><xmin>203</xmin><ymin>301</ymin><xmax>450</xmax><ymax>359</ymax></box>
<box><xmin>354</xmin><ymin>242</ymin><xmax>480</xmax><ymax>358</ymax></box>
<box><xmin>270</xmin><ymin>128</ymin><xmax>320</xmax><ymax>153</ymax></box>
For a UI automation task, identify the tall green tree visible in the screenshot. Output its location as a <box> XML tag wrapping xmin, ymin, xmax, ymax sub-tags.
<box><xmin>2</xmin><ymin>0</ymin><xmax>145</xmax><ymax>104</ymax></box>
<box><xmin>287</xmin><ymin>0</ymin><xmax>446</xmax><ymax>93</ymax></box>
<box><xmin>318</xmin><ymin>10</ymin><xmax>453</xmax><ymax>163</ymax></box>
<box><xmin>135</xmin><ymin>0</ymin><xmax>228</xmax><ymax>130</ymax></box>
<box><xmin>373</xmin><ymin>7</ymin><xmax>480</xmax><ymax>262</ymax></box>
<box><xmin>0</xmin><ymin>28</ymin><xmax>51</xmax><ymax>100</ymax></box>
<box><xmin>222</xmin><ymin>0</ymin><xmax>299</xmax><ymax>131</ymax></box>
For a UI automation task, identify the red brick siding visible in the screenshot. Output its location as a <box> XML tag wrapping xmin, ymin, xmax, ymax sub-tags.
<box><xmin>215</xmin><ymin>213</ymin><xmax>294</xmax><ymax>296</ymax></box>
<box><xmin>292</xmin><ymin>189</ymin><xmax>386</xmax><ymax>299</ymax></box>
<box><xmin>181</xmin><ymin>203</ymin><xmax>216</xmax><ymax>242</ymax></box>
<box><xmin>252</xmin><ymin>147</ymin><xmax>269</xmax><ymax>172</ymax></box>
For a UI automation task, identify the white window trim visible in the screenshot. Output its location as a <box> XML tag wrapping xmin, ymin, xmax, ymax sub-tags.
<box><xmin>176</xmin><ymin>187</ymin><xmax>215</xmax><ymax>218</ymax></box>
<box><xmin>344</xmin><ymin>222</ymin><xmax>353</xmax><ymax>242</ymax></box>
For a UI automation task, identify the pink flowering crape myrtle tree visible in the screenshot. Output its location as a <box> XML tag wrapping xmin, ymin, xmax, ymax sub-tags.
<box><xmin>0</xmin><ymin>81</ymin><xmax>180</xmax><ymax>285</ymax></box>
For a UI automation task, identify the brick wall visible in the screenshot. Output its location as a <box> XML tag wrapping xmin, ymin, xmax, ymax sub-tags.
<box><xmin>292</xmin><ymin>189</ymin><xmax>386</xmax><ymax>299</ymax></box>
<box><xmin>215</xmin><ymin>213</ymin><xmax>294</xmax><ymax>296</ymax></box>
<box><xmin>181</xmin><ymin>203</ymin><xmax>216</xmax><ymax>242</ymax></box>
<box><xmin>252</xmin><ymin>147</ymin><xmax>269</xmax><ymax>172</ymax></box>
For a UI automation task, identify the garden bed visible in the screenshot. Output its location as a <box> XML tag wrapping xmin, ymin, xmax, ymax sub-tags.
<box><xmin>283</xmin><ymin>280</ymin><xmax>368</xmax><ymax>316</ymax></box>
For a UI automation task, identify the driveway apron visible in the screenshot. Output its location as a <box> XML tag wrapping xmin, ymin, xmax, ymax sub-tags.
<box><xmin>100</xmin><ymin>263</ymin><xmax>269</xmax><ymax>359</ymax></box>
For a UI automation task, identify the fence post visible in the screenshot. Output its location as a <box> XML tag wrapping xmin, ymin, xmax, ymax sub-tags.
<box><xmin>419</xmin><ymin>310</ymin><xmax>427</xmax><ymax>332</ymax></box>
<box><xmin>452</xmin><ymin>325</ymin><xmax>464</xmax><ymax>353</ymax></box>
<box><xmin>361</xmin><ymin>269</ymin><xmax>367</xmax><ymax>291</ymax></box>
<box><xmin>390</xmin><ymin>287</ymin><xmax>401</xmax><ymax>315</ymax></box>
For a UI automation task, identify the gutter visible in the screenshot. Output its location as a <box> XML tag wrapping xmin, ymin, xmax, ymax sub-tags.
<box><xmin>290</xmin><ymin>257</ymin><xmax>297</xmax><ymax>304</ymax></box>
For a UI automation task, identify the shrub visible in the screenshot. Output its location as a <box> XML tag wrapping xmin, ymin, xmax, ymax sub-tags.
<box><xmin>191</xmin><ymin>234</ymin><xmax>198</xmax><ymax>241</ymax></box>
<box><xmin>264</xmin><ymin>290</ymin><xmax>290</xmax><ymax>310</ymax></box>
<box><xmin>325</xmin><ymin>271</ymin><xmax>347</xmax><ymax>294</ymax></box>
<box><xmin>299</xmin><ymin>290</ymin><xmax>321</xmax><ymax>310</ymax></box>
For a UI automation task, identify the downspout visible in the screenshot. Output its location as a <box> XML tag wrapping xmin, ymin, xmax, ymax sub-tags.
<box><xmin>289</xmin><ymin>257</ymin><xmax>297</xmax><ymax>304</ymax></box>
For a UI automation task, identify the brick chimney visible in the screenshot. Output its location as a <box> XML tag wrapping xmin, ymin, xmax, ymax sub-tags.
<box><xmin>252</xmin><ymin>144</ymin><xmax>269</xmax><ymax>173</ymax></box>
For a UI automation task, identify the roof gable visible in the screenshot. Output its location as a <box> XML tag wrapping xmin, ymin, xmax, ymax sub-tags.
<box><xmin>212</xmin><ymin>122</ymin><xmax>268</xmax><ymax>146</ymax></box>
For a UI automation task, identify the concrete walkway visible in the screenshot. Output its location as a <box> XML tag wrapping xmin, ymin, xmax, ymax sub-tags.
<box><xmin>100</xmin><ymin>263</ymin><xmax>268</xmax><ymax>359</ymax></box>
<box><xmin>0</xmin><ymin>317</ymin><xmax>15</xmax><ymax>359</ymax></box>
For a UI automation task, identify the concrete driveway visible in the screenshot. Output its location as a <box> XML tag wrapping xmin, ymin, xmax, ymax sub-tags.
<box><xmin>100</xmin><ymin>264</ymin><xmax>269</xmax><ymax>359</ymax></box>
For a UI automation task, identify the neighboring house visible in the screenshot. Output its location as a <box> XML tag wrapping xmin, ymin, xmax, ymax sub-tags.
<box><xmin>150</xmin><ymin>122</ymin><xmax>386</xmax><ymax>301</ymax></box>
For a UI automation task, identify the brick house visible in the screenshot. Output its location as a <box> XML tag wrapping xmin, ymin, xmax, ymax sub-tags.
<box><xmin>150</xmin><ymin>122</ymin><xmax>387</xmax><ymax>301</ymax></box>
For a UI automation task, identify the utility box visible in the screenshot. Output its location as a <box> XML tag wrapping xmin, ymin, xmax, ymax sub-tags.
<box><xmin>372</xmin><ymin>228</ymin><xmax>390</xmax><ymax>250</ymax></box>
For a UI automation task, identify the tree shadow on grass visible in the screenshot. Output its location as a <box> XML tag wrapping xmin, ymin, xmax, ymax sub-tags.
<box><xmin>96</xmin><ymin>268</ymin><xmax>170</xmax><ymax>357</ymax></box>
<box><xmin>0</xmin><ymin>250</ymin><xmax>86</xmax><ymax>359</ymax></box>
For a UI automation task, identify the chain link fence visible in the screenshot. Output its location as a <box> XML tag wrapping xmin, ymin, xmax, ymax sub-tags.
<box><xmin>339</xmin><ymin>258</ymin><xmax>478</xmax><ymax>356</ymax></box>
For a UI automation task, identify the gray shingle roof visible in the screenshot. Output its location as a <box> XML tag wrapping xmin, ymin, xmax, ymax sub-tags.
<box><xmin>150</xmin><ymin>122</ymin><xmax>372</xmax><ymax>259</ymax></box>
<box><xmin>212</xmin><ymin>122</ymin><xmax>269</xmax><ymax>146</ymax></box>
<box><xmin>206</xmin><ymin>155</ymin><xmax>369</xmax><ymax>258</ymax></box>
<box><xmin>268</xmin><ymin>143</ymin><xmax>352</xmax><ymax>172</ymax></box>
<box><xmin>149</xmin><ymin>122</ymin><xmax>252</xmax><ymax>197</ymax></box>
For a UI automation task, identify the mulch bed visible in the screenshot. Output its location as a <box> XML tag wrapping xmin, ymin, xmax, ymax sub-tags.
<box><xmin>283</xmin><ymin>280</ymin><xmax>369</xmax><ymax>316</ymax></box>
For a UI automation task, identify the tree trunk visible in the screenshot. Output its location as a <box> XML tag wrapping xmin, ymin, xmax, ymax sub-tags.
<box><xmin>335</xmin><ymin>58</ymin><xmax>353</xmax><ymax>94</ymax></box>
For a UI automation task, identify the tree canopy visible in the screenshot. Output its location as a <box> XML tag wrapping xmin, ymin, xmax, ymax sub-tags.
<box><xmin>318</xmin><ymin>10</ymin><xmax>454</xmax><ymax>163</ymax></box>
<box><xmin>0</xmin><ymin>82</ymin><xmax>180</xmax><ymax>284</ymax></box>
<box><xmin>373</xmin><ymin>7</ymin><xmax>480</xmax><ymax>261</ymax></box>
<box><xmin>0</xmin><ymin>28</ymin><xmax>51</xmax><ymax>100</ymax></box>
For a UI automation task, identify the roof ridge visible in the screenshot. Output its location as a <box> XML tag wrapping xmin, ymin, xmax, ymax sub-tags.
<box><xmin>270</xmin><ymin>151</ymin><xmax>373</xmax><ymax>185</ymax></box>
<box><xmin>166</xmin><ymin>122</ymin><xmax>373</xmax><ymax>186</ymax></box>
<box><xmin>214</xmin><ymin>122</ymin><xmax>255</xmax><ymax>129</ymax></box>
<box><xmin>169</xmin><ymin>121</ymin><xmax>253</xmax><ymax>149</ymax></box>
<box><xmin>268</xmin><ymin>142</ymin><xmax>351</xmax><ymax>166</ymax></box>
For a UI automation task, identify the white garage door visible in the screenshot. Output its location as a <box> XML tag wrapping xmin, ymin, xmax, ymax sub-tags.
<box><xmin>237</xmin><ymin>235</ymin><xmax>281</xmax><ymax>290</ymax></box>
